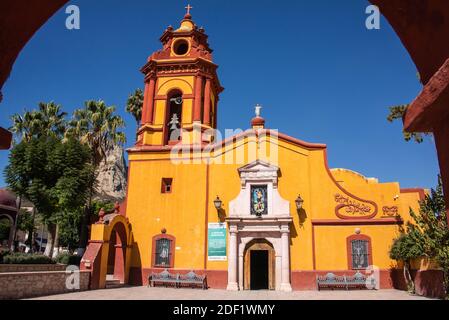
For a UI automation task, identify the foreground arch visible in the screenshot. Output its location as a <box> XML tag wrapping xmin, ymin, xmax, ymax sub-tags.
<box><xmin>80</xmin><ymin>214</ymin><xmax>133</xmax><ymax>289</ymax></box>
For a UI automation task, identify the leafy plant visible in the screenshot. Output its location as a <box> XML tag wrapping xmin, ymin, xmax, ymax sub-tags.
<box><xmin>390</xmin><ymin>176</ymin><xmax>449</xmax><ymax>299</ymax></box>
<box><xmin>57</xmin><ymin>209</ymin><xmax>82</xmax><ymax>251</ymax></box>
<box><xmin>390</xmin><ymin>229</ymin><xmax>425</xmax><ymax>293</ymax></box>
<box><xmin>16</xmin><ymin>209</ymin><xmax>34</xmax><ymax>234</ymax></box>
<box><xmin>91</xmin><ymin>200</ymin><xmax>115</xmax><ymax>217</ymax></box>
<box><xmin>54</xmin><ymin>252</ymin><xmax>82</xmax><ymax>266</ymax></box>
<box><xmin>0</xmin><ymin>218</ymin><xmax>11</xmax><ymax>241</ymax></box>
<box><xmin>2</xmin><ymin>252</ymin><xmax>55</xmax><ymax>265</ymax></box>
<box><xmin>0</xmin><ymin>250</ymin><xmax>11</xmax><ymax>263</ymax></box>
<box><xmin>126</xmin><ymin>88</ymin><xmax>144</xmax><ymax>140</ymax></box>
<box><xmin>4</xmin><ymin>136</ymin><xmax>94</xmax><ymax>257</ymax></box>
<box><xmin>10</xmin><ymin>102</ymin><xmax>67</xmax><ymax>144</ymax></box>
<box><xmin>386</xmin><ymin>104</ymin><xmax>430</xmax><ymax>143</ymax></box>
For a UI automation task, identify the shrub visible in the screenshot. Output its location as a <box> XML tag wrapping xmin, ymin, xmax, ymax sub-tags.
<box><xmin>2</xmin><ymin>252</ymin><xmax>55</xmax><ymax>264</ymax></box>
<box><xmin>0</xmin><ymin>250</ymin><xmax>11</xmax><ymax>263</ymax></box>
<box><xmin>54</xmin><ymin>252</ymin><xmax>82</xmax><ymax>266</ymax></box>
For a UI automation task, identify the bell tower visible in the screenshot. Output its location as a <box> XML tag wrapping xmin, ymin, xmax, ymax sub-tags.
<box><xmin>137</xmin><ymin>6</ymin><xmax>224</xmax><ymax>146</ymax></box>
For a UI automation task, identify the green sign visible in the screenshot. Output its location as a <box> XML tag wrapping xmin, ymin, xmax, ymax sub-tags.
<box><xmin>208</xmin><ymin>223</ymin><xmax>227</xmax><ymax>261</ymax></box>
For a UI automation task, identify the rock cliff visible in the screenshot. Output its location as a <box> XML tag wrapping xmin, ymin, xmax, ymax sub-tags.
<box><xmin>94</xmin><ymin>145</ymin><xmax>127</xmax><ymax>202</ymax></box>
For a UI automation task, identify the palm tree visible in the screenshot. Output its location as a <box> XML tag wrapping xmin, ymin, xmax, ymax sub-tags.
<box><xmin>126</xmin><ymin>88</ymin><xmax>144</xmax><ymax>141</ymax></box>
<box><xmin>10</xmin><ymin>102</ymin><xmax>67</xmax><ymax>143</ymax></box>
<box><xmin>66</xmin><ymin>100</ymin><xmax>126</xmax><ymax>251</ymax></box>
<box><xmin>36</xmin><ymin>102</ymin><xmax>67</xmax><ymax>138</ymax></box>
<box><xmin>10</xmin><ymin>111</ymin><xmax>34</xmax><ymax>143</ymax></box>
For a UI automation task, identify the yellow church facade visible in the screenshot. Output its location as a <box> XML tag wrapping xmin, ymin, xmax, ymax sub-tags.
<box><xmin>81</xmin><ymin>10</ymin><xmax>424</xmax><ymax>291</ymax></box>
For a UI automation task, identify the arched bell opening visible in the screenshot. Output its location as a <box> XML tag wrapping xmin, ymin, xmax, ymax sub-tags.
<box><xmin>164</xmin><ymin>89</ymin><xmax>184</xmax><ymax>145</ymax></box>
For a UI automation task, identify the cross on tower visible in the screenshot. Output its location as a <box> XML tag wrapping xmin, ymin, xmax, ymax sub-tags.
<box><xmin>185</xmin><ymin>4</ymin><xmax>193</xmax><ymax>15</ymax></box>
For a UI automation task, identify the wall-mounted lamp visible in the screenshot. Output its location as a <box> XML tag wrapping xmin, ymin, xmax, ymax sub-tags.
<box><xmin>295</xmin><ymin>195</ymin><xmax>304</xmax><ymax>211</ymax></box>
<box><xmin>213</xmin><ymin>196</ymin><xmax>223</xmax><ymax>212</ymax></box>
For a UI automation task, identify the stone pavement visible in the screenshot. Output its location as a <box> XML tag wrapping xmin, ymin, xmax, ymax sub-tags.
<box><xmin>30</xmin><ymin>286</ymin><xmax>432</xmax><ymax>300</ymax></box>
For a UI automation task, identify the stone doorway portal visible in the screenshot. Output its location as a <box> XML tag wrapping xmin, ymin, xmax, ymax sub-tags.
<box><xmin>244</xmin><ymin>239</ymin><xmax>275</xmax><ymax>290</ymax></box>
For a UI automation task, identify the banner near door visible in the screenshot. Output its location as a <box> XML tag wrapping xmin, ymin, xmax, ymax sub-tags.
<box><xmin>208</xmin><ymin>223</ymin><xmax>227</xmax><ymax>261</ymax></box>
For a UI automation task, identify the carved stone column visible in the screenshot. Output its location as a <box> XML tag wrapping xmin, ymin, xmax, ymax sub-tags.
<box><xmin>227</xmin><ymin>225</ymin><xmax>239</xmax><ymax>291</ymax></box>
<box><xmin>280</xmin><ymin>227</ymin><xmax>292</xmax><ymax>292</ymax></box>
<box><xmin>238</xmin><ymin>252</ymin><xmax>244</xmax><ymax>290</ymax></box>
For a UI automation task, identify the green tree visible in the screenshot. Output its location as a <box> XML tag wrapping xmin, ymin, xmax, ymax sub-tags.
<box><xmin>390</xmin><ymin>228</ymin><xmax>425</xmax><ymax>293</ymax></box>
<box><xmin>66</xmin><ymin>100</ymin><xmax>126</xmax><ymax>251</ymax></box>
<box><xmin>57</xmin><ymin>209</ymin><xmax>83</xmax><ymax>251</ymax></box>
<box><xmin>15</xmin><ymin>209</ymin><xmax>35</xmax><ymax>247</ymax></box>
<box><xmin>16</xmin><ymin>209</ymin><xmax>34</xmax><ymax>234</ymax></box>
<box><xmin>0</xmin><ymin>218</ymin><xmax>11</xmax><ymax>243</ymax></box>
<box><xmin>126</xmin><ymin>88</ymin><xmax>144</xmax><ymax>140</ymax></box>
<box><xmin>91</xmin><ymin>200</ymin><xmax>115</xmax><ymax>216</ymax></box>
<box><xmin>10</xmin><ymin>102</ymin><xmax>66</xmax><ymax>143</ymax></box>
<box><xmin>9</xmin><ymin>102</ymin><xmax>68</xmax><ymax>253</ymax></box>
<box><xmin>4</xmin><ymin>136</ymin><xmax>93</xmax><ymax>257</ymax></box>
<box><xmin>10</xmin><ymin>110</ymin><xmax>38</xmax><ymax>143</ymax></box>
<box><xmin>386</xmin><ymin>104</ymin><xmax>430</xmax><ymax>143</ymax></box>
<box><xmin>390</xmin><ymin>177</ymin><xmax>449</xmax><ymax>298</ymax></box>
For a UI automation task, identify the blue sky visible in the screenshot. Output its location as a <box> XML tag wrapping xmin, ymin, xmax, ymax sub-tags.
<box><xmin>0</xmin><ymin>0</ymin><xmax>440</xmax><ymax>189</ymax></box>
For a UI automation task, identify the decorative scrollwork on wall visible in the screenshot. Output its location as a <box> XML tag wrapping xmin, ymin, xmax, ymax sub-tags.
<box><xmin>382</xmin><ymin>206</ymin><xmax>399</xmax><ymax>217</ymax></box>
<box><xmin>334</xmin><ymin>193</ymin><xmax>377</xmax><ymax>219</ymax></box>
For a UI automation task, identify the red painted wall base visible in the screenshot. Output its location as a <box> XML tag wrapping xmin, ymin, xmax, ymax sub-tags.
<box><xmin>390</xmin><ymin>269</ymin><xmax>445</xmax><ymax>299</ymax></box>
<box><xmin>128</xmin><ymin>267</ymin><xmax>444</xmax><ymax>298</ymax></box>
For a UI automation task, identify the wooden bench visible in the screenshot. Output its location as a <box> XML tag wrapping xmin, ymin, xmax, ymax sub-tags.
<box><xmin>148</xmin><ymin>269</ymin><xmax>207</xmax><ymax>290</ymax></box>
<box><xmin>316</xmin><ymin>272</ymin><xmax>377</xmax><ymax>291</ymax></box>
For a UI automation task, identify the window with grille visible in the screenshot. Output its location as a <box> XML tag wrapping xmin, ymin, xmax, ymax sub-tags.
<box><xmin>351</xmin><ymin>239</ymin><xmax>369</xmax><ymax>269</ymax></box>
<box><xmin>161</xmin><ymin>178</ymin><xmax>173</xmax><ymax>194</ymax></box>
<box><xmin>155</xmin><ymin>238</ymin><xmax>172</xmax><ymax>267</ymax></box>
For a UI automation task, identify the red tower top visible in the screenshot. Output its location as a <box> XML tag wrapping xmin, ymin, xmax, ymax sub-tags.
<box><xmin>137</xmin><ymin>8</ymin><xmax>224</xmax><ymax>147</ymax></box>
<box><xmin>144</xmin><ymin>8</ymin><xmax>215</xmax><ymax>63</ymax></box>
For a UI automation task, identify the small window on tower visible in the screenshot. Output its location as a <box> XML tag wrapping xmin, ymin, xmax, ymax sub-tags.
<box><xmin>161</xmin><ymin>178</ymin><xmax>173</xmax><ymax>194</ymax></box>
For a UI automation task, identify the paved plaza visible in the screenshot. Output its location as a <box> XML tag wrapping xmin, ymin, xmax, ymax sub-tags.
<box><xmin>30</xmin><ymin>286</ymin><xmax>432</xmax><ymax>300</ymax></box>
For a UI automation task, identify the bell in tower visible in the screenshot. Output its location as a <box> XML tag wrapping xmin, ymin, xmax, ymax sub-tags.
<box><xmin>137</xmin><ymin>5</ymin><xmax>224</xmax><ymax>147</ymax></box>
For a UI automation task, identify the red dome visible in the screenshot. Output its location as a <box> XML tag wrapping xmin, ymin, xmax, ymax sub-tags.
<box><xmin>251</xmin><ymin>116</ymin><xmax>266</xmax><ymax>127</ymax></box>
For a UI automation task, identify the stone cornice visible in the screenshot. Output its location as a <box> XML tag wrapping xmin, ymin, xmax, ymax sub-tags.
<box><xmin>141</xmin><ymin>58</ymin><xmax>223</xmax><ymax>93</ymax></box>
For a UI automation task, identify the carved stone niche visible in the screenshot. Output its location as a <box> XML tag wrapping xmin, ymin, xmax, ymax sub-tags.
<box><xmin>229</xmin><ymin>160</ymin><xmax>290</xmax><ymax>218</ymax></box>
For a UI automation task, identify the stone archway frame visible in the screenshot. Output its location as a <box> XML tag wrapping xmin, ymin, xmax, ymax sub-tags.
<box><xmin>227</xmin><ymin>219</ymin><xmax>292</xmax><ymax>292</ymax></box>
<box><xmin>243</xmin><ymin>238</ymin><xmax>276</xmax><ymax>290</ymax></box>
<box><xmin>80</xmin><ymin>214</ymin><xmax>133</xmax><ymax>289</ymax></box>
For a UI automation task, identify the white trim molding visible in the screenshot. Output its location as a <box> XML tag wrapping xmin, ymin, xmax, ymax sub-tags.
<box><xmin>227</xmin><ymin>160</ymin><xmax>292</xmax><ymax>292</ymax></box>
